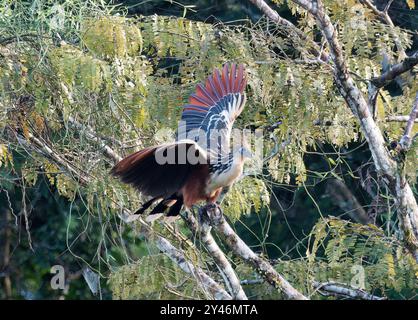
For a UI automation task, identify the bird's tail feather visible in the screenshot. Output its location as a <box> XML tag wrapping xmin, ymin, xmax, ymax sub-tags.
<box><xmin>133</xmin><ymin>194</ymin><xmax>184</xmax><ymax>217</ymax></box>
<box><xmin>133</xmin><ymin>196</ymin><xmax>162</xmax><ymax>215</ymax></box>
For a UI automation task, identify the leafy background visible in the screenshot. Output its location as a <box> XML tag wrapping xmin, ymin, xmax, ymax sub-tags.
<box><xmin>0</xmin><ymin>0</ymin><xmax>417</xmax><ymax>299</ymax></box>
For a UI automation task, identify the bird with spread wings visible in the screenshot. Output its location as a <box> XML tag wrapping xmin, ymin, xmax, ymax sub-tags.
<box><xmin>111</xmin><ymin>63</ymin><xmax>251</xmax><ymax>217</ymax></box>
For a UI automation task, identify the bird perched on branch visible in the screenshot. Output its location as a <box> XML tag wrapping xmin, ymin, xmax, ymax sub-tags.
<box><xmin>111</xmin><ymin>63</ymin><xmax>251</xmax><ymax>217</ymax></box>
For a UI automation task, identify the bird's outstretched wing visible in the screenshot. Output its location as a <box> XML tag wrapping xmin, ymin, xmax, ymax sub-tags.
<box><xmin>178</xmin><ymin>63</ymin><xmax>247</xmax><ymax>157</ymax></box>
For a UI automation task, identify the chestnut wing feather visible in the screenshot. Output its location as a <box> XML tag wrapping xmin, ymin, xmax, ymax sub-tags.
<box><xmin>111</xmin><ymin>142</ymin><xmax>207</xmax><ymax>198</ymax></box>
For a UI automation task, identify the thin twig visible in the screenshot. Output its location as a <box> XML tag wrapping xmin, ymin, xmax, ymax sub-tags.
<box><xmin>384</xmin><ymin>0</ymin><xmax>395</xmax><ymax>13</ymax></box>
<box><xmin>371</xmin><ymin>51</ymin><xmax>418</xmax><ymax>88</ymax></box>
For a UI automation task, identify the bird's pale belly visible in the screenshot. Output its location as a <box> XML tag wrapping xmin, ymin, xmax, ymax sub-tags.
<box><xmin>205</xmin><ymin>162</ymin><xmax>244</xmax><ymax>195</ymax></box>
<box><xmin>181</xmin><ymin>162</ymin><xmax>244</xmax><ymax>208</ymax></box>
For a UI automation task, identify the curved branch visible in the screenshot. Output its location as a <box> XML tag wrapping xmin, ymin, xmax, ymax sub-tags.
<box><xmin>371</xmin><ymin>51</ymin><xmax>418</xmax><ymax>88</ymax></box>
<box><xmin>399</xmin><ymin>92</ymin><xmax>418</xmax><ymax>150</ymax></box>
<box><xmin>184</xmin><ymin>210</ymin><xmax>248</xmax><ymax>300</ymax></box>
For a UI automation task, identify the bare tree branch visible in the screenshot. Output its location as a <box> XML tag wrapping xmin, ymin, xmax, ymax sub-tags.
<box><xmin>399</xmin><ymin>92</ymin><xmax>418</xmax><ymax>150</ymax></box>
<box><xmin>371</xmin><ymin>51</ymin><xmax>418</xmax><ymax>88</ymax></box>
<box><xmin>183</xmin><ymin>210</ymin><xmax>248</xmax><ymax>300</ymax></box>
<box><xmin>386</xmin><ymin>115</ymin><xmax>418</xmax><ymax>123</ymax></box>
<box><xmin>326</xmin><ymin>179</ymin><xmax>372</xmax><ymax>224</ymax></box>
<box><xmin>383</xmin><ymin>0</ymin><xmax>395</xmax><ymax>13</ymax></box>
<box><xmin>242</xmin><ymin>278</ymin><xmax>385</xmax><ymax>300</ymax></box>
<box><xmin>312</xmin><ymin>281</ymin><xmax>386</xmax><ymax>300</ymax></box>
<box><xmin>201</xmin><ymin>204</ymin><xmax>308</xmax><ymax>300</ymax></box>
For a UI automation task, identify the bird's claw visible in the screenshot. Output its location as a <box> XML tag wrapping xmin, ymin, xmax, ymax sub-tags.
<box><xmin>202</xmin><ymin>203</ymin><xmax>223</xmax><ymax>225</ymax></box>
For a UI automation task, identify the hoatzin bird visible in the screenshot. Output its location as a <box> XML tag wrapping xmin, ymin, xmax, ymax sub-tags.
<box><xmin>111</xmin><ymin>63</ymin><xmax>251</xmax><ymax>217</ymax></box>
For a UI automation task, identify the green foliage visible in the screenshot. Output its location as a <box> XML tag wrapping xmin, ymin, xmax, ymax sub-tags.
<box><xmin>1</xmin><ymin>0</ymin><xmax>417</xmax><ymax>300</ymax></box>
<box><xmin>236</xmin><ymin>217</ymin><xmax>417</xmax><ymax>299</ymax></box>
<box><xmin>405</xmin><ymin>139</ymin><xmax>418</xmax><ymax>184</ymax></box>
<box><xmin>81</xmin><ymin>17</ymin><xmax>143</xmax><ymax>59</ymax></box>
<box><xmin>306</xmin><ymin>217</ymin><xmax>417</xmax><ymax>298</ymax></box>
<box><xmin>223</xmin><ymin>177</ymin><xmax>270</xmax><ymax>221</ymax></box>
<box><xmin>108</xmin><ymin>254</ymin><xmax>207</xmax><ymax>299</ymax></box>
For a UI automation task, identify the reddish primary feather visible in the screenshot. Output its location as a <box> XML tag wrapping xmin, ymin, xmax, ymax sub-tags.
<box><xmin>189</xmin><ymin>96</ymin><xmax>208</xmax><ymax>107</ymax></box>
<box><xmin>213</xmin><ymin>69</ymin><xmax>225</xmax><ymax>97</ymax></box>
<box><xmin>222</xmin><ymin>64</ymin><xmax>230</xmax><ymax>93</ymax></box>
<box><xmin>195</xmin><ymin>84</ymin><xmax>214</xmax><ymax>104</ymax></box>
<box><xmin>183</xmin><ymin>63</ymin><xmax>245</xmax><ymax>111</ymax></box>
<box><xmin>207</xmin><ymin>76</ymin><xmax>220</xmax><ymax>100</ymax></box>
<box><xmin>229</xmin><ymin>64</ymin><xmax>237</xmax><ymax>91</ymax></box>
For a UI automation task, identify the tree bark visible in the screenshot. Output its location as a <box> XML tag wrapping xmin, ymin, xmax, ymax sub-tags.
<box><xmin>290</xmin><ymin>0</ymin><xmax>418</xmax><ymax>260</ymax></box>
<box><xmin>201</xmin><ymin>204</ymin><xmax>308</xmax><ymax>300</ymax></box>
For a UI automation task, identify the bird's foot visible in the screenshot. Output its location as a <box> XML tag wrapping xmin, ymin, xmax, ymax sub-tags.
<box><xmin>201</xmin><ymin>203</ymin><xmax>223</xmax><ymax>226</ymax></box>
